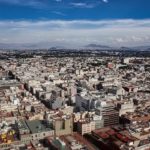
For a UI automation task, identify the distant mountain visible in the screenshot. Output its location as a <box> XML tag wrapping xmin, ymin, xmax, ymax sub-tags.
<box><xmin>132</xmin><ymin>46</ymin><xmax>150</xmax><ymax>51</ymax></box>
<box><xmin>120</xmin><ymin>46</ymin><xmax>150</xmax><ymax>51</ymax></box>
<box><xmin>0</xmin><ymin>43</ymin><xmax>114</xmax><ymax>50</ymax></box>
<box><xmin>48</xmin><ymin>46</ymin><xmax>65</xmax><ymax>50</ymax></box>
<box><xmin>120</xmin><ymin>47</ymin><xmax>132</xmax><ymax>51</ymax></box>
<box><xmin>85</xmin><ymin>44</ymin><xmax>112</xmax><ymax>49</ymax></box>
<box><xmin>85</xmin><ymin>44</ymin><xmax>150</xmax><ymax>51</ymax></box>
<box><xmin>0</xmin><ymin>42</ymin><xmax>150</xmax><ymax>51</ymax></box>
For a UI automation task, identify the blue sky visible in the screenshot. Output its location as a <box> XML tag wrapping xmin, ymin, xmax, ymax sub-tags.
<box><xmin>0</xmin><ymin>0</ymin><xmax>150</xmax><ymax>47</ymax></box>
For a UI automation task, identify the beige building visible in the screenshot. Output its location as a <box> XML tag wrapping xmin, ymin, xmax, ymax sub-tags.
<box><xmin>54</xmin><ymin>115</ymin><xmax>73</xmax><ymax>137</ymax></box>
<box><xmin>77</xmin><ymin>120</ymin><xmax>95</xmax><ymax>135</ymax></box>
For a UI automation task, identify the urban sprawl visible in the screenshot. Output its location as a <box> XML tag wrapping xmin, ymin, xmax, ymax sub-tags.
<box><xmin>0</xmin><ymin>50</ymin><xmax>150</xmax><ymax>150</ymax></box>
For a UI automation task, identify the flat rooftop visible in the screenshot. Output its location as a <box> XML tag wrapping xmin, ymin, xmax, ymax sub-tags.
<box><xmin>26</xmin><ymin>120</ymin><xmax>53</xmax><ymax>134</ymax></box>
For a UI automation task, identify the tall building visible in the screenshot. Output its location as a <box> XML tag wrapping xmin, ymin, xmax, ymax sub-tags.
<box><xmin>53</xmin><ymin>115</ymin><xmax>73</xmax><ymax>137</ymax></box>
<box><xmin>95</xmin><ymin>102</ymin><xmax>119</xmax><ymax>127</ymax></box>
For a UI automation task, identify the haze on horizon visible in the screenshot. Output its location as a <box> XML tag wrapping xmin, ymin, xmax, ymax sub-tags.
<box><xmin>0</xmin><ymin>0</ymin><xmax>150</xmax><ymax>48</ymax></box>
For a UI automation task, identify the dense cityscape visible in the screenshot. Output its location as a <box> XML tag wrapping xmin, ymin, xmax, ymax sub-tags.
<box><xmin>0</xmin><ymin>0</ymin><xmax>150</xmax><ymax>150</ymax></box>
<box><xmin>0</xmin><ymin>50</ymin><xmax>149</xmax><ymax>150</ymax></box>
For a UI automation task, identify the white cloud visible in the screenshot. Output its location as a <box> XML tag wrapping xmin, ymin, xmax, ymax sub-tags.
<box><xmin>55</xmin><ymin>0</ymin><xmax>62</xmax><ymax>2</ymax></box>
<box><xmin>70</xmin><ymin>2</ymin><xmax>97</xmax><ymax>8</ymax></box>
<box><xmin>0</xmin><ymin>0</ymin><xmax>100</xmax><ymax>9</ymax></box>
<box><xmin>52</xmin><ymin>11</ymin><xmax>66</xmax><ymax>16</ymax></box>
<box><xmin>102</xmin><ymin>0</ymin><xmax>108</xmax><ymax>3</ymax></box>
<box><xmin>0</xmin><ymin>0</ymin><xmax>46</xmax><ymax>8</ymax></box>
<box><xmin>0</xmin><ymin>19</ymin><xmax>150</xmax><ymax>47</ymax></box>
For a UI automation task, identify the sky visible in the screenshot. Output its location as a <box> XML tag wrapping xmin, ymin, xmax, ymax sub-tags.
<box><xmin>0</xmin><ymin>0</ymin><xmax>150</xmax><ymax>48</ymax></box>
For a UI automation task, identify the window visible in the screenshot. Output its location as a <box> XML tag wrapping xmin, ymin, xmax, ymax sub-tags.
<box><xmin>61</xmin><ymin>120</ymin><xmax>65</xmax><ymax>130</ymax></box>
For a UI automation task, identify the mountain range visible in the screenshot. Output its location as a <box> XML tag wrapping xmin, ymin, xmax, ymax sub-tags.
<box><xmin>0</xmin><ymin>42</ymin><xmax>150</xmax><ymax>51</ymax></box>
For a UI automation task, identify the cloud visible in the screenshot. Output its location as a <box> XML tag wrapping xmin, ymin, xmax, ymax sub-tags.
<box><xmin>102</xmin><ymin>0</ymin><xmax>108</xmax><ymax>3</ymax></box>
<box><xmin>1</xmin><ymin>19</ymin><xmax>148</xmax><ymax>29</ymax></box>
<box><xmin>0</xmin><ymin>0</ymin><xmax>46</xmax><ymax>8</ymax></box>
<box><xmin>55</xmin><ymin>0</ymin><xmax>62</xmax><ymax>2</ymax></box>
<box><xmin>0</xmin><ymin>19</ymin><xmax>150</xmax><ymax>47</ymax></box>
<box><xmin>0</xmin><ymin>0</ymin><xmax>106</xmax><ymax>10</ymax></box>
<box><xmin>70</xmin><ymin>2</ymin><xmax>98</xmax><ymax>8</ymax></box>
<box><xmin>52</xmin><ymin>11</ymin><xmax>66</xmax><ymax>16</ymax></box>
